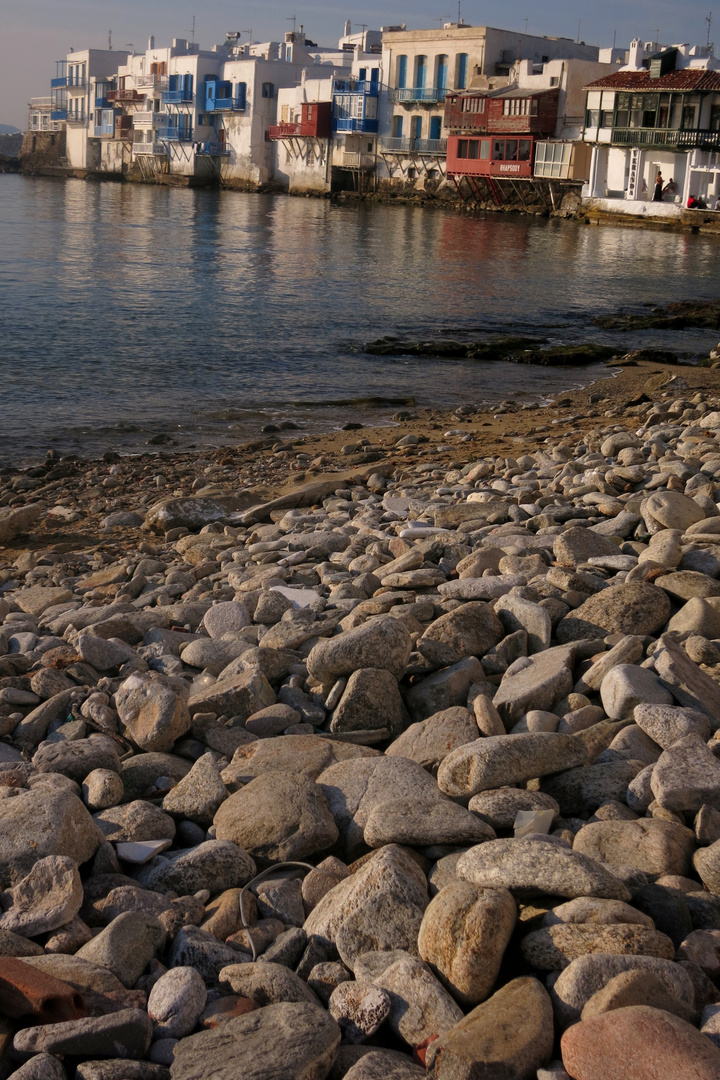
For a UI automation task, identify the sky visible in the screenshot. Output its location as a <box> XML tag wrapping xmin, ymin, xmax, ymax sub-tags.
<box><xmin>0</xmin><ymin>0</ymin><xmax>715</xmax><ymax>129</ymax></box>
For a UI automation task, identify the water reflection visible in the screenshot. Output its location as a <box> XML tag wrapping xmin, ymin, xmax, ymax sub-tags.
<box><xmin>1</xmin><ymin>173</ymin><xmax>719</xmax><ymax>463</ymax></box>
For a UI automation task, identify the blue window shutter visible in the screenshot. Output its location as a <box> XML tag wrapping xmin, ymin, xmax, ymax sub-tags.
<box><xmin>430</xmin><ymin>116</ymin><xmax>442</xmax><ymax>139</ymax></box>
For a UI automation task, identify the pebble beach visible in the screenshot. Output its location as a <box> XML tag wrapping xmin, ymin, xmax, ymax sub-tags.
<box><xmin>3</xmin><ymin>354</ymin><xmax>720</xmax><ymax>1079</ymax></box>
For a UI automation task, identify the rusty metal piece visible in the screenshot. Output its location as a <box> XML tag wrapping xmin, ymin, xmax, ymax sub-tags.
<box><xmin>0</xmin><ymin>956</ymin><xmax>86</xmax><ymax>1023</ymax></box>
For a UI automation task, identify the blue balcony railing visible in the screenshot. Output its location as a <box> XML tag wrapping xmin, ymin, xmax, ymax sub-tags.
<box><xmin>205</xmin><ymin>96</ymin><xmax>245</xmax><ymax>112</ymax></box>
<box><xmin>380</xmin><ymin>136</ymin><xmax>447</xmax><ymax>155</ymax></box>
<box><xmin>161</xmin><ymin>89</ymin><xmax>195</xmax><ymax>105</ymax></box>
<box><xmin>334</xmin><ymin>117</ymin><xmax>379</xmax><ymax>134</ymax></box>
<box><xmin>51</xmin><ymin>75</ymin><xmax>68</xmax><ymax>88</ymax></box>
<box><xmin>393</xmin><ymin>86</ymin><xmax>448</xmax><ymax>103</ymax></box>
<box><xmin>95</xmin><ymin>96</ymin><xmax>110</xmax><ymax>109</ymax></box>
<box><xmin>156</xmin><ymin>125</ymin><xmax>193</xmax><ymax>141</ymax></box>
<box><xmin>51</xmin><ymin>109</ymin><xmax>68</xmax><ymax>121</ymax></box>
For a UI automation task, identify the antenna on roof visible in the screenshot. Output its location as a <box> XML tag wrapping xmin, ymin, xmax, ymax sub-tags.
<box><xmin>191</xmin><ymin>15</ymin><xmax>196</xmax><ymax>46</ymax></box>
<box><xmin>287</xmin><ymin>14</ymin><xmax>297</xmax><ymax>32</ymax></box>
<box><xmin>524</xmin><ymin>17</ymin><xmax>528</xmax><ymax>34</ymax></box>
<box><xmin>108</xmin><ymin>30</ymin><xmax>112</xmax><ymax>50</ymax></box>
<box><xmin>576</xmin><ymin>19</ymin><xmax>581</xmax><ymax>44</ymax></box>
<box><xmin>707</xmin><ymin>11</ymin><xmax>713</xmax><ymax>48</ymax></box>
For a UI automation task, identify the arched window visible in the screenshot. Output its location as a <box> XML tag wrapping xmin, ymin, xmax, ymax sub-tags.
<box><xmin>437</xmin><ymin>55</ymin><xmax>449</xmax><ymax>90</ymax></box>
<box><xmin>457</xmin><ymin>53</ymin><xmax>469</xmax><ymax>89</ymax></box>
<box><xmin>396</xmin><ymin>55</ymin><xmax>407</xmax><ymax>89</ymax></box>
<box><xmin>415</xmin><ymin>56</ymin><xmax>427</xmax><ymax>90</ymax></box>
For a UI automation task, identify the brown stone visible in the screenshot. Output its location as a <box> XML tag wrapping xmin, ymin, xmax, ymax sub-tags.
<box><xmin>561</xmin><ymin>1005</ymin><xmax>720</xmax><ymax>1080</ymax></box>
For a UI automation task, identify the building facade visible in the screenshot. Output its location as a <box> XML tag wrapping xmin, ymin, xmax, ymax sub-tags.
<box><xmin>377</xmin><ymin>23</ymin><xmax>602</xmax><ymax>192</ymax></box>
<box><xmin>582</xmin><ymin>40</ymin><xmax>720</xmax><ymax>215</ymax></box>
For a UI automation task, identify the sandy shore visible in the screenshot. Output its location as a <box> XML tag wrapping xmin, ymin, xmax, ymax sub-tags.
<box><xmin>0</xmin><ymin>357</ymin><xmax>717</xmax><ymax>564</ymax></box>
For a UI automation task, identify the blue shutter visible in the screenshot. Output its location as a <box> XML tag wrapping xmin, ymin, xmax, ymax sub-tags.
<box><xmin>430</xmin><ymin>116</ymin><xmax>442</xmax><ymax>140</ymax></box>
<box><xmin>397</xmin><ymin>56</ymin><xmax>407</xmax><ymax>89</ymax></box>
<box><xmin>457</xmin><ymin>54</ymin><xmax>468</xmax><ymax>90</ymax></box>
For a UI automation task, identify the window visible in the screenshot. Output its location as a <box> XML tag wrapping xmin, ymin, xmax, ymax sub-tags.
<box><xmin>458</xmin><ymin>139</ymin><xmax>468</xmax><ymax>158</ymax></box>
<box><xmin>359</xmin><ymin>68</ymin><xmax>366</xmax><ymax>81</ymax></box>
<box><xmin>415</xmin><ymin>56</ymin><xmax>427</xmax><ymax>89</ymax></box>
<box><xmin>492</xmin><ymin>139</ymin><xmax>504</xmax><ymax>160</ymax></box>
<box><xmin>437</xmin><ymin>54</ymin><xmax>448</xmax><ymax>90</ymax></box>
<box><xmin>550</xmin><ymin>76</ymin><xmax>560</xmax><ymax>87</ymax></box>
<box><xmin>534</xmin><ymin>140</ymin><xmax>572</xmax><ymax>178</ymax></box>
<box><xmin>411</xmin><ymin>115</ymin><xmax>422</xmax><ymax>140</ymax></box>
<box><xmin>682</xmin><ymin>104</ymin><xmax>698</xmax><ymax>129</ymax></box>
<box><xmin>711</xmin><ymin>105</ymin><xmax>720</xmax><ymax>132</ymax></box>
<box><xmin>518</xmin><ymin>139</ymin><xmax>531</xmax><ymax>161</ymax></box>
<box><xmin>396</xmin><ymin>55</ymin><xmax>407</xmax><ymax>89</ymax></box>
<box><xmin>600</xmin><ymin>110</ymin><xmax>613</xmax><ymax>127</ymax></box>
<box><xmin>392</xmin><ymin>114</ymin><xmax>403</xmax><ymax>138</ymax></box>
<box><xmin>506</xmin><ymin>139</ymin><xmax>518</xmax><ymax>160</ymax></box>
<box><xmin>480</xmin><ymin>138</ymin><xmax>490</xmax><ymax>158</ymax></box>
<box><xmin>286</xmin><ymin>46</ymin><xmax>292</xmax><ymax>60</ymax></box>
<box><xmin>468</xmin><ymin>139</ymin><xmax>479</xmax><ymax>159</ymax></box>
<box><xmin>407</xmin><ymin>166</ymin><xmax>416</xmax><ymax>179</ymax></box>
<box><xmin>262</xmin><ymin>83</ymin><xmax>275</xmax><ymax>98</ymax></box>
<box><xmin>430</xmin><ymin>116</ymin><xmax>442</xmax><ymax>140</ymax></box>
<box><xmin>457</xmin><ymin>53</ymin><xmax>468</xmax><ymax>89</ymax></box>
<box><xmin>586</xmin><ymin>109</ymin><xmax>600</xmax><ymax>128</ymax></box>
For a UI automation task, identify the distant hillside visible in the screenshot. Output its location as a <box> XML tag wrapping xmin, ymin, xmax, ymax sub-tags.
<box><xmin>0</xmin><ymin>133</ymin><xmax>23</xmax><ymax>159</ymax></box>
<box><xmin>0</xmin><ymin>124</ymin><xmax>20</xmax><ymax>135</ymax></box>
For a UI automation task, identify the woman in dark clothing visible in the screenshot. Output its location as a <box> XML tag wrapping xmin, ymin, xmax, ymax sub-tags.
<box><xmin>653</xmin><ymin>172</ymin><xmax>664</xmax><ymax>201</ymax></box>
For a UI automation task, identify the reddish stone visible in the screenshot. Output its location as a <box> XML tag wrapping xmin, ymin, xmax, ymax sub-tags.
<box><xmin>200</xmin><ymin>995</ymin><xmax>258</xmax><ymax>1028</ymax></box>
<box><xmin>0</xmin><ymin>956</ymin><xmax>86</xmax><ymax>1023</ymax></box>
<box><xmin>414</xmin><ymin>1034</ymin><xmax>439</xmax><ymax>1066</ymax></box>
<box><xmin>562</xmin><ymin>1005</ymin><xmax>720</xmax><ymax>1080</ymax></box>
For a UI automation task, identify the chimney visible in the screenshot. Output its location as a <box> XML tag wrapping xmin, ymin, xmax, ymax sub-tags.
<box><xmin>628</xmin><ymin>38</ymin><xmax>644</xmax><ymax>69</ymax></box>
<box><xmin>344</xmin><ymin>19</ymin><xmax>352</xmax><ymax>36</ymax></box>
<box><xmin>148</xmin><ymin>34</ymin><xmax>155</xmax><ymax>50</ymax></box>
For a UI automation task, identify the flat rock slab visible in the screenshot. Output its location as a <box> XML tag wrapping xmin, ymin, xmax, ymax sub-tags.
<box><xmin>169</xmin><ymin>1001</ymin><xmax>340</xmax><ymax>1080</ymax></box>
<box><xmin>13</xmin><ymin>1008</ymin><xmax>152</xmax><ymax>1059</ymax></box>
<box><xmin>492</xmin><ymin>646</ymin><xmax>576</xmax><ymax>726</ymax></box>
<box><xmin>457</xmin><ymin>838</ymin><xmax>632</xmax><ymax>902</ymax></box>
<box><xmin>653</xmin><ymin>634</ymin><xmax>720</xmax><ymax>723</ymax></box>
<box><xmin>521</xmin><ymin>924</ymin><xmax>675</xmax><ymax>971</ymax></box>
<box><xmin>437</xmin><ymin>732</ymin><xmax>587</xmax><ymax>798</ymax></box>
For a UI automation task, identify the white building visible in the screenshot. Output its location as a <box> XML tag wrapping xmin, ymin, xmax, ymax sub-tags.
<box><xmin>582</xmin><ymin>39</ymin><xmax>720</xmax><ymax>216</ymax></box>
<box><xmin>377</xmin><ymin>22</ymin><xmax>602</xmax><ymax>192</ymax></box>
<box><xmin>272</xmin><ymin>46</ymin><xmax>381</xmax><ymax>195</ymax></box>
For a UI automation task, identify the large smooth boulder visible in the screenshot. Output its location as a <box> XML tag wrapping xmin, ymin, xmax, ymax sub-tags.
<box><xmin>213</xmin><ymin>774</ymin><xmax>338</xmax><ymax>862</ymax></box>
<box><xmin>115</xmin><ymin>673</ymin><xmax>190</xmax><ymax>753</ymax></box>
<box><xmin>0</xmin><ymin>789</ymin><xmax>101</xmax><ymax>888</ymax></box>
<box><xmin>561</xmin><ymin>1005</ymin><xmax>720</xmax><ymax>1080</ymax></box>
<box><xmin>418</xmin><ymin>882</ymin><xmax>516</xmax><ymax>1006</ymax></box>
<box><xmin>307</xmin><ymin>616</ymin><xmax>412</xmax><ymax>683</ymax></box>
<box><xmin>426</xmin><ymin>977</ymin><xmax>554</xmax><ymax>1080</ymax></box>
<box><xmin>573</xmin><ymin>819</ymin><xmax>695</xmax><ymax>878</ymax></box>
<box><xmin>556</xmin><ymin>583</ymin><xmax>671</xmax><ymax>642</ymax></box>
<box><xmin>492</xmin><ymin>646</ymin><xmax>576</xmax><ymax>726</ymax></box>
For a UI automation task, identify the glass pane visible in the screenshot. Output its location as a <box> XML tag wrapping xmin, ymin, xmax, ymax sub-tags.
<box><xmin>518</xmin><ymin>139</ymin><xmax>531</xmax><ymax>161</ymax></box>
<box><xmin>480</xmin><ymin>139</ymin><xmax>490</xmax><ymax>158</ymax></box>
<box><xmin>492</xmin><ymin>139</ymin><xmax>504</xmax><ymax>160</ymax></box>
<box><xmin>468</xmin><ymin>140</ymin><xmax>479</xmax><ymax>158</ymax></box>
<box><xmin>506</xmin><ymin>139</ymin><xmax>518</xmax><ymax>160</ymax></box>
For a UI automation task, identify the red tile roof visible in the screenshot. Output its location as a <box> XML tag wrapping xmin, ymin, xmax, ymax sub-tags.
<box><xmin>584</xmin><ymin>68</ymin><xmax>720</xmax><ymax>92</ymax></box>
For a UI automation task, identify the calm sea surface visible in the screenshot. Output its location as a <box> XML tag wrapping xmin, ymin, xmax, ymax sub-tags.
<box><xmin>1</xmin><ymin>173</ymin><xmax>720</xmax><ymax>465</ymax></box>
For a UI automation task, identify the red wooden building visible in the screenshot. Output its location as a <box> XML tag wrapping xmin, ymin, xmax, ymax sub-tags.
<box><xmin>444</xmin><ymin>87</ymin><xmax>559</xmax><ymax>179</ymax></box>
<box><xmin>269</xmin><ymin>102</ymin><xmax>332</xmax><ymax>140</ymax></box>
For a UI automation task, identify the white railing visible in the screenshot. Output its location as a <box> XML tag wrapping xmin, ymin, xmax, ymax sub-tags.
<box><xmin>30</xmin><ymin>97</ymin><xmax>52</xmax><ymax>108</ymax></box>
<box><xmin>133</xmin><ymin>112</ymin><xmax>169</xmax><ymax>126</ymax></box>
<box><xmin>135</xmin><ymin>74</ymin><xmax>169</xmax><ymax>90</ymax></box>
<box><xmin>336</xmin><ymin>152</ymin><xmax>375</xmax><ymax>168</ymax></box>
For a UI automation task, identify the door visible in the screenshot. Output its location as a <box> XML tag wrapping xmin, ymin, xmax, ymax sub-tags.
<box><xmin>416</xmin><ymin>56</ymin><xmax>427</xmax><ymax>91</ymax></box>
<box><xmin>411</xmin><ymin>115</ymin><xmax>422</xmax><ymax>146</ymax></box>
<box><xmin>437</xmin><ymin>55</ymin><xmax>448</xmax><ymax>91</ymax></box>
<box><xmin>430</xmin><ymin>116</ymin><xmax>442</xmax><ymax>141</ymax></box>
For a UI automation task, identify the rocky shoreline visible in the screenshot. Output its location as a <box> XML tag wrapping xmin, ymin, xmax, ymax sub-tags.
<box><xmin>3</xmin><ymin>358</ymin><xmax>720</xmax><ymax>1078</ymax></box>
